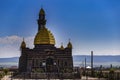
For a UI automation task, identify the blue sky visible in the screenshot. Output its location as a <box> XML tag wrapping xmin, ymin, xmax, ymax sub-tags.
<box><xmin>0</xmin><ymin>0</ymin><xmax>120</xmax><ymax>58</ymax></box>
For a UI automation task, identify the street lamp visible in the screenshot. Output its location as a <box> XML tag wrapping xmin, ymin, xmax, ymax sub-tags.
<box><xmin>86</xmin><ymin>66</ymin><xmax>91</xmax><ymax>80</ymax></box>
<box><xmin>42</xmin><ymin>62</ymin><xmax>46</xmax><ymax>73</ymax></box>
<box><xmin>85</xmin><ymin>57</ymin><xmax>86</xmax><ymax>77</ymax></box>
<box><xmin>42</xmin><ymin>62</ymin><xmax>48</xmax><ymax>79</ymax></box>
<box><xmin>10</xmin><ymin>71</ymin><xmax>13</xmax><ymax>80</ymax></box>
<box><xmin>42</xmin><ymin>62</ymin><xmax>46</xmax><ymax>66</ymax></box>
<box><xmin>54</xmin><ymin>62</ymin><xmax>56</xmax><ymax>65</ymax></box>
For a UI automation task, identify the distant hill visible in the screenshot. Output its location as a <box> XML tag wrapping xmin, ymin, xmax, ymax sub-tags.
<box><xmin>0</xmin><ymin>55</ymin><xmax>120</xmax><ymax>63</ymax></box>
<box><xmin>0</xmin><ymin>57</ymin><xmax>19</xmax><ymax>68</ymax></box>
<box><xmin>73</xmin><ymin>55</ymin><xmax>120</xmax><ymax>67</ymax></box>
<box><xmin>73</xmin><ymin>55</ymin><xmax>120</xmax><ymax>62</ymax></box>
<box><xmin>0</xmin><ymin>55</ymin><xmax>120</xmax><ymax>67</ymax></box>
<box><xmin>0</xmin><ymin>57</ymin><xmax>19</xmax><ymax>63</ymax></box>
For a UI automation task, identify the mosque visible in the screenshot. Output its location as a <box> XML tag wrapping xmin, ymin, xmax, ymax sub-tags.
<box><xmin>18</xmin><ymin>8</ymin><xmax>75</xmax><ymax>78</ymax></box>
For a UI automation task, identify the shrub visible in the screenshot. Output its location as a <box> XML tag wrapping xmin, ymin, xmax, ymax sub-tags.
<box><xmin>3</xmin><ymin>68</ymin><xmax>9</xmax><ymax>75</ymax></box>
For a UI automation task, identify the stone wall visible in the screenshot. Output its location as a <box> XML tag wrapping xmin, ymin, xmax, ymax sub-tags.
<box><xmin>30</xmin><ymin>72</ymin><xmax>74</xmax><ymax>79</ymax></box>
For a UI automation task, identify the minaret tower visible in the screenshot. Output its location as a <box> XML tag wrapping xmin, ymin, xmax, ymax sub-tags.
<box><xmin>34</xmin><ymin>8</ymin><xmax>55</xmax><ymax>45</ymax></box>
<box><xmin>37</xmin><ymin>8</ymin><xmax>46</xmax><ymax>31</ymax></box>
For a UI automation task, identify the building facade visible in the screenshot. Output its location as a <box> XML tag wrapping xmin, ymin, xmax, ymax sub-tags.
<box><xmin>19</xmin><ymin>8</ymin><xmax>73</xmax><ymax>75</ymax></box>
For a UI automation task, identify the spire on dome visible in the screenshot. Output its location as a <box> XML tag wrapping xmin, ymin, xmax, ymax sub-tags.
<box><xmin>39</xmin><ymin>8</ymin><xmax>45</xmax><ymax>15</ymax></box>
<box><xmin>34</xmin><ymin>8</ymin><xmax>55</xmax><ymax>45</ymax></box>
<box><xmin>60</xmin><ymin>42</ymin><xmax>64</xmax><ymax>50</ymax></box>
<box><xmin>38</xmin><ymin>8</ymin><xmax>46</xmax><ymax>31</ymax></box>
<box><xmin>67</xmin><ymin>39</ymin><xmax>72</xmax><ymax>49</ymax></box>
<box><xmin>20</xmin><ymin>38</ymin><xmax>26</xmax><ymax>49</ymax></box>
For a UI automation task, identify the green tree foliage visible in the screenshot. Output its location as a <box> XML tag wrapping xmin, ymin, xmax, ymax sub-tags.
<box><xmin>3</xmin><ymin>68</ymin><xmax>9</xmax><ymax>75</ymax></box>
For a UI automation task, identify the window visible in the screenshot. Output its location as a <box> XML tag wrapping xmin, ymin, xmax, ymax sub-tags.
<box><xmin>32</xmin><ymin>59</ymin><xmax>34</xmax><ymax>67</ymax></box>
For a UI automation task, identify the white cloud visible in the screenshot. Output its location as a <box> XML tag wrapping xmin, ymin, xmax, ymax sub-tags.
<box><xmin>0</xmin><ymin>35</ymin><xmax>21</xmax><ymax>44</ymax></box>
<box><xmin>0</xmin><ymin>45</ymin><xmax>20</xmax><ymax>58</ymax></box>
<box><xmin>25</xmin><ymin>36</ymin><xmax>34</xmax><ymax>48</ymax></box>
<box><xmin>0</xmin><ymin>35</ymin><xmax>120</xmax><ymax>58</ymax></box>
<box><xmin>0</xmin><ymin>35</ymin><xmax>34</xmax><ymax>58</ymax></box>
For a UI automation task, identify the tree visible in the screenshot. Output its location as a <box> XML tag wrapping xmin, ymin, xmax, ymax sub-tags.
<box><xmin>3</xmin><ymin>68</ymin><xmax>9</xmax><ymax>75</ymax></box>
<box><xmin>109</xmin><ymin>68</ymin><xmax>115</xmax><ymax>80</ymax></box>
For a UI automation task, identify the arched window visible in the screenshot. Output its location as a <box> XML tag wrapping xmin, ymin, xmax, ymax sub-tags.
<box><xmin>36</xmin><ymin>59</ymin><xmax>38</xmax><ymax>67</ymax></box>
<box><xmin>32</xmin><ymin>59</ymin><xmax>34</xmax><ymax>67</ymax></box>
<box><xmin>65</xmin><ymin>61</ymin><xmax>67</xmax><ymax>66</ymax></box>
<box><xmin>39</xmin><ymin>62</ymin><xmax>42</xmax><ymax>67</ymax></box>
<box><xmin>46</xmin><ymin>58</ymin><xmax>53</xmax><ymax>65</ymax></box>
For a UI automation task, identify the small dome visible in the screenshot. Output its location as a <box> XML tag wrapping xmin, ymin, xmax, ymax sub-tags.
<box><xmin>67</xmin><ymin>40</ymin><xmax>72</xmax><ymax>48</ymax></box>
<box><xmin>34</xmin><ymin>27</ymin><xmax>55</xmax><ymax>45</ymax></box>
<box><xmin>39</xmin><ymin>8</ymin><xmax>45</xmax><ymax>15</ymax></box>
<box><xmin>20</xmin><ymin>38</ymin><xmax>26</xmax><ymax>49</ymax></box>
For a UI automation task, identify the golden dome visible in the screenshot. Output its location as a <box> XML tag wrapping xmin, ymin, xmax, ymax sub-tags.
<box><xmin>20</xmin><ymin>38</ymin><xmax>26</xmax><ymax>49</ymax></box>
<box><xmin>67</xmin><ymin>40</ymin><xmax>72</xmax><ymax>48</ymax></box>
<box><xmin>34</xmin><ymin>27</ymin><xmax>55</xmax><ymax>45</ymax></box>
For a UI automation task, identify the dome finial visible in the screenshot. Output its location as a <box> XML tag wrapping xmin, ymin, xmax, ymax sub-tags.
<box><xmin>41</xmin><ymin>5</ymin><xmax>43</xmax><ymax>8</ymax></box>
<box><xmin>23</xmin><ymin>37</ymin><xmax>24</xmax><ymax>41</ymax></box>
<box><xmin>67</xmin><ymin>39</ymin><xmax>72</xmax><ymax>49</ymax></box>
<box><xmin>69</xmin><ymin>38</ymin><xmax>71</xmax><ymax>42</ymax></box>
<box><xmin>61</xmin><ymin>42</ymin><xmax>63</xmax><ymax>45</ymax></box>
<box><xmin>38</xmin><ymin>7</ymin><xmax>46</xmax><ymax>31</ymax></box>
<box><xmin>60</xmin><ymin>42</ymin><xmax>64</xmax><ymax>50</ymax></box>
<box><xmin>39</xmin><ymin>7</ymin><xmax>45</xmax><ymax>15</ymax></box>
<box><xmin>20</xmin><ymin>37</ymin><xmax>26</xmax><ymax>49</ymax></box>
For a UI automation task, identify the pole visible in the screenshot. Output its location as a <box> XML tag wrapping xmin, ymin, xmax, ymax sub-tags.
<box><xmin>91</xmin><ymin>51</ymin><xmax>93</xmax><ymax>77</ymax></box>
<box><xmin>85</xmin><ymin>57</ymin><xmax>87</xmax><ymax>80</ymax></box>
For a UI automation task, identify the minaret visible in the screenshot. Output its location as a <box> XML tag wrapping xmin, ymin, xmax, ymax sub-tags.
<box><xmin>37</xmin><ymin>8</ymin><xmax>46</xmax><ymax>31</ymax></box>
<box><xmin>34</xmin><ymin>8</ymin><xmax>55</xmax><ymax>45</ymax></box>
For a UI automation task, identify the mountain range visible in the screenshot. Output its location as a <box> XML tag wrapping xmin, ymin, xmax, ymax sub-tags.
<box><xmin>0</xmin><ymin>55</ymin><xmax>120</xmax><ymax>67</ymax></box>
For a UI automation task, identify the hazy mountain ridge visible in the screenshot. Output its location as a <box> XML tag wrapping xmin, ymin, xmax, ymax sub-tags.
<box><xmin>0</xmin><ymin>55</ymin><xmax>120</xmax><ymax>63</ymax></box>
<box><xmin>0</xmin><ymin>57</ymin><xmax>19</xmax><ymax>63</ymax></box>
<box><xmin>73</xmin><ymin>55</ymin><xmax>120</xmax><ymax>62</ymax></box>
<box><xmin>0</xmin><ymin>55</ymin><xmax>120</xmax><ymax>67</ymax></box>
